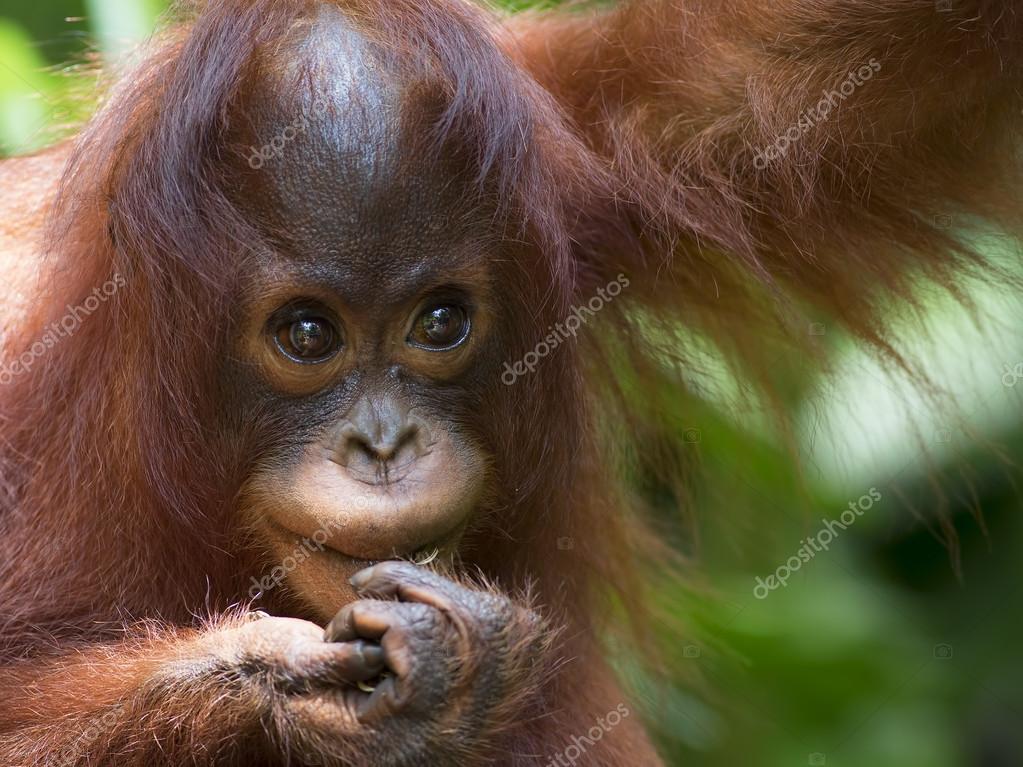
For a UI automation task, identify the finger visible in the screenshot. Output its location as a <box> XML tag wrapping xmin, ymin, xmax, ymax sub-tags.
<box><xmin>357</xmin><ymin>619</ymin><xmax>446</xmax><ymax>723</ymax></box>
<box><xmin>348</xmin><ymin>561</ymin><xmax>467</xmax><ymax>611</ymax></box>
<box><xmin>265</xmin><ymin>636</ymin><xmax>385</xmax><ymax>685</ymax></box>
<box><xmin>356</xmin><ymin>673</ymin><xmax>404</xmax><ymax>724</ymax></box>
<box><xmin>314</xmin><ymin>640</ymin><xmax>386</xmax><ymax>684</ymax></box>
<box><xmin>323</xmin><ymin>600</ymin><xmax>397</xmax><ymax>642</ymax></box>
<box><xmin>244</xmin><ymin>629</ymin><xmax>386</xmax><ymax>688</ymax></box>
<box><xmin>325</xmin><ymin>601</ymin><xmax>440</xmax><ymax>679</ymax></box>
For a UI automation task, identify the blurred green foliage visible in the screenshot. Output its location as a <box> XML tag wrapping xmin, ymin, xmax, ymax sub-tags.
<box><xmin>2</xmin><ymin>3</ymin><xmax>1021</xmax><ymax>766</ymax></box>
<box><xmin>0</xmin><ymin>0</ymin><xmax>162</xmax><ymax>154</ymax></box>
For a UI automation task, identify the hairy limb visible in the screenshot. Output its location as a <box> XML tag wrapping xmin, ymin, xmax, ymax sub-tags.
<box><xmin>512</xmin><ymin>0</ymin><xmax>1023</xmax><ymax>346</ymax></box>
<box><xmin>0</xmin><ymin>564</ymin><xmax>554</xmax><ymax>767</ymax></box>
<box><xmin>0</xmin><ymin>615</ymin><xmax>377</xmax><ymax>766</ymax></box>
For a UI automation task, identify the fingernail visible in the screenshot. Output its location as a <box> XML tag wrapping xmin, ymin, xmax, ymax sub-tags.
<box><xmin>323</xmin><ymin>617</ymin><xmax>338</xmax><ymax>641</ymax></box>
<box><xmin>349</xmin><ymin>566</ymin><xmax>374</xmax><ymax>589</ymax></box>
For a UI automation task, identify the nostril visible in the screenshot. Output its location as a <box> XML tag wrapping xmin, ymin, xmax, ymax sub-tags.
<box><xmin>386</xmin><ymin>423</ymin><xmax>423</xmax><ymax>463</ymax></box>
<box><xmin>337</xmin><ymin>423</ymin><xmax>424</xmax><ymax>473</ymax></box>
<box><xmin>343</xmin><ymin>433</ymin><xmax>378</xmax><ymax>463</ymax></box>
<box><xmin>333</xmin><ymin>395</ymin><xmax>433</xmax><ymax>480</ymax></box>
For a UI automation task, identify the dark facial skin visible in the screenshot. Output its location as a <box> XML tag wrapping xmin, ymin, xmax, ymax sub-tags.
<box><xmin>212</xmin><ymin>9</ymin><xmax>547</xmax><ymax>744</ymax></box>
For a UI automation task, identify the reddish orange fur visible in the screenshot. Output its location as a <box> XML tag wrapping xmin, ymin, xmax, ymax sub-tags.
<box><xmin>0</xmin><ymin>0</ymin><xmax>1020</xmax><ymax>764</ymax></box>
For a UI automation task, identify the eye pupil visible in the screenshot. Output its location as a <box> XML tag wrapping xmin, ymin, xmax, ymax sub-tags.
<box><xmin>416</xmin><ymin>305</ymin><xmax>468</xmax><ymax>348</ymax></box>
<box><xmin>423</xmin><ymin>307</ymin><xmax>453</xmax><ymax>341</ymax></box>
<box><xmin>286</xmin><ymin>318</ymin><xmax>333</xmax><ymax>359</ymax></box>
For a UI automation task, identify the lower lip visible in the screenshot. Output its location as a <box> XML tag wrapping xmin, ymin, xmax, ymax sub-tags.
<box><xmin>266</xmin><ymin>512</ymin><xmax>464</xmax><ymax>564</ymax></box>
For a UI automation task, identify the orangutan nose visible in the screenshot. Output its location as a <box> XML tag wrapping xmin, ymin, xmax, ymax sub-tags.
<box><xmin>334</xmin><ymin>394</ymin><xmax>429</xmax><ymax>480</ymax></box>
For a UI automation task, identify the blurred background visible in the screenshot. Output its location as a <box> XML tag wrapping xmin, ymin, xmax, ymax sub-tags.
<box><xmin>2</xmin><ymin>2</ymin><xmax>1022</xmax><ymax>765</ymax></box>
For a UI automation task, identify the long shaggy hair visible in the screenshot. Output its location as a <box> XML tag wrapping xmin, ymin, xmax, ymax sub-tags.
<box><xmin>0</xmin><ymin>0</ymin><xmax>1020</xmax><ymax>763</ymax></box>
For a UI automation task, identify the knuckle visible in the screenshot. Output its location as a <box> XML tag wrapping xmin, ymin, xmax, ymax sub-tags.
<box><xmin>394</xmin><ymin>603</ymin><xmax>441</xmax><ymax>636</ymax></box>
<box><xmin>384</xmin><ymin>606</ymin><xmax>447</xmax><ymax>671</ymax></box>
<box><xmin>469</xmin><ymin>593</ymin><xmax>516</xmax><ymax>634</ymax></box>
<box><xmin>409</xmin><ymin>603</ymin><xmax>442</xmax><ymax>633</ymax></box>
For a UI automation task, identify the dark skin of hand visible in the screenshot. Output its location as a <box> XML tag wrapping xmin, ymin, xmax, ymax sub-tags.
<box><xmin>219</xmin><ymin>562</ymin><xmax>544</xmax><ymax>744</ymax></box>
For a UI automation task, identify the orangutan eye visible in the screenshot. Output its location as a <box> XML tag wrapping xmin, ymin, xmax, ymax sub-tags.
<box><xmin>409</xmin><ymin>304</ymin><xmax>470</xmax><ymax>350</ymax></box>
<box><xmin>275</xmin><ymin>315</ymin><xmax>340</xmax><ymax>362</ymax></box>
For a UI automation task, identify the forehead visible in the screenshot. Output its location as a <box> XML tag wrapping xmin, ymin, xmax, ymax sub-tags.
<box><xmin>235</xmin><ymin>6</ymin><xmax>492</xmax><ymax>304</ymax></box>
